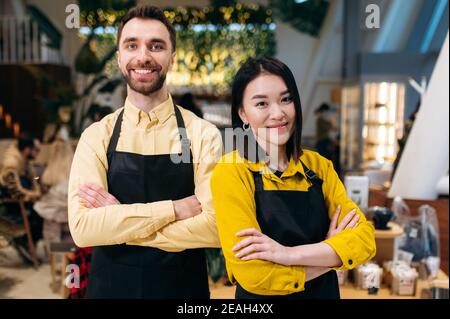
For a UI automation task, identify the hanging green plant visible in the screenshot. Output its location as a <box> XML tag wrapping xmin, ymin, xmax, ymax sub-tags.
<box><xmin>269</xmin><ymin>0</ymin><xmax>329</xmax><ymax>37</ymax></box>
<box><xmin>163</xmin><ymin>4</ymin><xmax>276</xmax><ymax>94</ymax></box>
<box><xmin>75</xmin><ymin>42</ymin><xmax>102</xmax><ymax>75</ymax></box>
<box><xmin>79</xmin><ymin>0</ymin><xmax>136</xmax><ymax>27</ymax></box>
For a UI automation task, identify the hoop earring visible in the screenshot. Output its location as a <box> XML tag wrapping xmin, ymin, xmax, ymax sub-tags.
<box><xmin>243</xmin><ymin>123</ymin><xmax>250</xmax><ymax>131</ymax></box>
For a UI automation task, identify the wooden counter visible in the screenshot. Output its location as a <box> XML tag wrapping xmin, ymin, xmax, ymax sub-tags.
<box><xmin>210</xmin><ymin>270</ymin><xmax>448</xmax><ymax>299</ymax></box>
<box><xmin>340</xmin><ymin>269</ymin><xmax>448</xmax><ymax>299</ymax></box>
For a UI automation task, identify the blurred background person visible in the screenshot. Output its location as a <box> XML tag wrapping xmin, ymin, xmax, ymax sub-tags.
<box><xmin>0</xmin><ymin>133</ymin><xmax>43</xmax><ymax>265</ymax></box>
<box><xmin>33</xmin><ymin>129</ymin><xmax>74</xmax><ymax>252</ymax></box>
<box><xmin>314</xmin><ymin>103</ymin><xmax>334</xmax><ymax>160</ymax></box>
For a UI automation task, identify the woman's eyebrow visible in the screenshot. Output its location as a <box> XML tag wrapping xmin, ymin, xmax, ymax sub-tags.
<box><xmin>251</xmin><ymin>94</ymin><xmax>268</xmax><ymax>100</ymax></box>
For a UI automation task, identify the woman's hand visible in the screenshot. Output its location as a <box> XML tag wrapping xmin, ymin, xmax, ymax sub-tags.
<box><xmin>326</xmin><ymin>205</ymin><xmax>360</xmax><ymax>239</ymax></box>
<box><xmin>233</xmin><ymin>206</ymin><xmax>361</xmax><ymax>265</ymax></box>
<box><xmin>232</xmin><ymin>228</ymin><xmax>293</xmax><ymax>265</ymax></box>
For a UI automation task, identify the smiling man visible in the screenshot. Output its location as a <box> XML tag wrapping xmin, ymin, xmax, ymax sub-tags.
<box><xmin>68</xmin><ymin>5</ymin><xmax>223</xmax><ymax>299</ymax></box>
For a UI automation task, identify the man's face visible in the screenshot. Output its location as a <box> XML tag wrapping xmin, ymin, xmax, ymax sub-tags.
<box><xmin>117</xmin><ymin>18</ymin><xmax>175</xmax><ymax>96</ymax></box>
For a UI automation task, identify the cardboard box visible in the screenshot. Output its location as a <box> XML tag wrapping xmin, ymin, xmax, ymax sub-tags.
<box><xmin>336</xmin><ymin>270</ymin><xmax>348</xmax><ymax>286</ymax></box>
<box><xmin>391</xmin><ymin>265</ymin><xmax>418</xmax><ymax>296</ymax></box>
<box><xmin>354</xmin><ymin>263</ymin><xmax>383</xmax><ymax>290</ymax></box>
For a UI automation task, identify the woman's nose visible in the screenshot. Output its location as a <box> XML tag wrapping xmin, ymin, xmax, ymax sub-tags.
<box><xmin>270</xmin><ymin>104</ymin><xmax>285</xmax><ymax>120</ymax></box>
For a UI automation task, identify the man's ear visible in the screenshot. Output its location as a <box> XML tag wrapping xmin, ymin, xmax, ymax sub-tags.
<box><xmin>116</xmin><ymin>50</ymin><xmax>120</xmax><ymax>67</ymax></box>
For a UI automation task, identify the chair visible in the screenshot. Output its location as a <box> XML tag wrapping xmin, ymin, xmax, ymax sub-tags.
<box><xmin>0</xmin><ymin>198</ymin><xmax>39</xmax><ymax>269</ymax></box>
<box><xmin>49</xmin><ymin>240</ymin><xmax>77</xmax><ymax>298</ymax></box>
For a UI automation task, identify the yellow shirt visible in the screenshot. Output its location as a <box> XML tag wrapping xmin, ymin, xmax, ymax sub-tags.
<box><xmin>68</xmin><ymin>95</ymin><xmax>223</xmax><ymax>251</ymax></box>
<box><xmin>211</xmin><ymin>150</ymin><xmax>376</xmax><ymax>295</ymax></box>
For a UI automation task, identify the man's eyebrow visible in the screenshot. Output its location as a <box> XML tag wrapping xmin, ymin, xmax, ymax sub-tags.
<box><xmin>122</xmin><ymin>37</ymin><xmax>138</xmax><ymax>44</ymax></box>
<box><xmin>146</xmin><ymin>38</ymin><xmax>167</xmax><ymax>44</ymax></box>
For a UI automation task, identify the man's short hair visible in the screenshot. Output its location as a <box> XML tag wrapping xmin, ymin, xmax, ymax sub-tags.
<box><xmin>117</xmin><ymin>5</ymin><xmax>176</xmax><ymax>52</ymax></box>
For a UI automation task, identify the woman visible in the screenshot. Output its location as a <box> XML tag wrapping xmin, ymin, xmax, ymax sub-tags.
<box><xmin>211</xmin><ymin>57</ymin><xmax>376</xmax><ymax>299</ymax></box>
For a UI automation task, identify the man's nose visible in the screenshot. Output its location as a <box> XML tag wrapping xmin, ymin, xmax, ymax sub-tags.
<box><xmin>136</xmin><ymin>47</ymin><xmax>154</xmax><ymax>63</ymax></box>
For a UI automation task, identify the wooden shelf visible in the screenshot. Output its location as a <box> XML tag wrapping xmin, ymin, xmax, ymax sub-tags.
<box><xmin>208</xmin><ymin>270</ymin><xmax>448</xmax><ymax>299</ymax></box>
<box><xmin>340</xmin><ymin>270</ymin><xmax>448</xmax><ymax>299</ymax></box>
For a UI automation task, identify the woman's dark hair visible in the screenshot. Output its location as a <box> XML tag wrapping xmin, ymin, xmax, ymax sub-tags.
<box><xmin>117</xmin><ymin>5</ymin><xmax>176</xmax><ymax>52</ymax></box>
<box><xmin>231</xmin><ymin>56</ymin><xmax>303</xmax><ymax>161</ymax></box>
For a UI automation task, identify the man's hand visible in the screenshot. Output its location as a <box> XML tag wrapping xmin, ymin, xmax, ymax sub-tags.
<box><xmin>173</xmin><ymin>195</ymin><xmax>202</xmax><ymax>220</ymax></box>
<box><xmin>326</xmin><ymin>205</ymin><xmax>360</xmax><ymax>239</ymax></box>
<box><xmin>78</xmin><ymin>183</ymin><xmax>120</xmax><ymax>208</ymax></box>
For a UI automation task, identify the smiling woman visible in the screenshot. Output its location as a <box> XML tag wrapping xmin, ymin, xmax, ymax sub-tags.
<box><xmin>211</xmin><ymin>56</ymin><xmax>376</xmax><ymax>299</ymax></box>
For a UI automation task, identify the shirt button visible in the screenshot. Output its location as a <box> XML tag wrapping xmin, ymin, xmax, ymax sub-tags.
<box><xmin>294</xmin><ymin>283</ymin><xmax>299</xmax><ymax>288</ymax></box>
<box><xmin>348</xmin><ymin>259</ymin><xmax>353</xmax><ymax>265</ymax></box>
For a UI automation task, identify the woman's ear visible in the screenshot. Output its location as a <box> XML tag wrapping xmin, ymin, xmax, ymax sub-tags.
<box><xmin>238</xmin><ymin>107</ymin><xmax>248</xmax><ymax>125</ymax></box>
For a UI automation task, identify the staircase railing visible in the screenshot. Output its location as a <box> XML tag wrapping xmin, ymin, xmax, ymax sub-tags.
<box><xmin>0</xmin><ymin>15</ymin><xmax>62</xmax><ymax>64</ymax></box>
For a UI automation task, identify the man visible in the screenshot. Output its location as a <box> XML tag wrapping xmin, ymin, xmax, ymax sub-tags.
<box><xmin>0</xmin><ymin>133</ymin><xmax>43</xmax><ymax>263</ymax></box>
<box><xmin>68</xmin><ymin>5</ymin><xmax>223</xmax><ymax>299</ymax></box>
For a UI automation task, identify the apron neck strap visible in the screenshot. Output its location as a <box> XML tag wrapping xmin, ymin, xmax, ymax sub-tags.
<box><xmin>174</xmin><ymin>104</ymin><xmax>191</xmax><ymax>156</ymax></box>
<box><xmin>107</xmin><ymin>102</ymin><xmax>191</xmax><ymax>156</ymax></box>
<box><xmin>107</xmin><ymin>109</ymin><xmax>124</xmax><ymax>155</ymax></box>
<box><xmin>252</xmin><ymin>161</ymin><xmax>322</xmax><ymax>192</ymax></box>
<box><xmin>252</xmin><ymin>172</ymin><xmax>264</xmax><ymax>192</ymax></box>
<box><xmin>300</xmin><ymin>161</ymin><xmax>322</xmax><ymax>185</ymax></box>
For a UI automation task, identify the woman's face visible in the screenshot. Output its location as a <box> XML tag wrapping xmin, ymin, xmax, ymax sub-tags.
<box><xmin>239</xmin><ymin>73</ymin><xmax>296</xmax><ymax>150</ymax></box>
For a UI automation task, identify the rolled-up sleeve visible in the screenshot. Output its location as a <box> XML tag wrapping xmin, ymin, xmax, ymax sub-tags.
<box><xmin>321</xmin><ymin>159</ymin><xmax>376</xmax><ymax>270</ymax></box>
<box><xmin>127</xmin><ymin>122</ymin><xmax>223</xmax><ymax>251</ymax></box>
<box><xmin>68</xmin><ymin>124</ymin><xmax>175</xmax><ymax>248</ymax></box>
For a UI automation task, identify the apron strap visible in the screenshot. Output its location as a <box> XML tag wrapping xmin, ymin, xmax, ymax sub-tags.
<box><xmin>174</xmin><ymin>104</ymin><xmax>191</xmax><ymax>157</ymax></box>
<box><xmin>107</xmin><ymin>109</ymin><xmax>125</xmax><ymax>156</ymax></box>
<box><xmin>106</xmin><ymin>103</ymin><xmax>192</xmax><ymax>157</ymax></box>
<box><xmin>252</xmin><ymin>161</ymin><xmax>323</xmax><ymax>192</ymax></box>
<box><xmin>300</xmin><ymin>161</ymin><xmax>323</xmax><ymax>186</ymax></box>
<box><xmin>252</xmin><ymin>172</ymin><xmax>264</xmax><ymax>192</ymax></box>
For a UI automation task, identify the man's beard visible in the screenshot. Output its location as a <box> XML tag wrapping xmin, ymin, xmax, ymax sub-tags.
<box><xmin>122</xmin><ymin>64</ymin><xmax>166</xmax><ymax>95</ymax></box>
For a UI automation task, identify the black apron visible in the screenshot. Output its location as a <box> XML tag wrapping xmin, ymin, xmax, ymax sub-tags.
<box><xmin>235</xmin><ymin>162</ymin><xmax>340</xmax><ymax>299</ymax></box>
<box><xmin>86</xmin><ymin>104</ymin><xmax>209</xmax><ymax>299</ymax></box>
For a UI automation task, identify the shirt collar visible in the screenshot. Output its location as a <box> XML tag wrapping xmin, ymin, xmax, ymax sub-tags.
<box><xmin>240</xmin><ymin>150</ymin><xmax>307</xmax><ymax>180</ymax></box>
<box><xmin>124</xmin><ymin>94</ymin><xmax>175</xmax><ymax>127</ymax></box>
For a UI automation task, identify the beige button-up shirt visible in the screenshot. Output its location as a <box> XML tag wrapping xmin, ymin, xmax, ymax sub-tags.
<box><xmin>68</xmin><ymin>95</ymin><xmax>223</xmax><ymax>251</ymax></box>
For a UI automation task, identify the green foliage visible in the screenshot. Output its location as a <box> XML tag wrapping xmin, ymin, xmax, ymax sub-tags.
<box><xmin>75</xmin><ymin>42</ymin><xmax>102</xmax><ymax>75</ymax></box>
<box><xmin>17</xmin><ymin>65</ymin><xmax>76</xmax><ymax>128</ymax></box>
<box><xmin>269</xmin><ymin>0</ymin><xmax>329</xmax><ymax>36</ymax></box>
<box><xmin>163</xmin><ymin>4</ymin><xmax>276</xmax><ymax>94</ymax></box>
<box><xmin>76</xmin><ymin>3</ymin><xmax>276</xmax><ymax>95</ymax></box>
<box><xmin>79</xmin><ymin>0</ymin><xmax>136</xmax><ymax>27</ymax></box>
